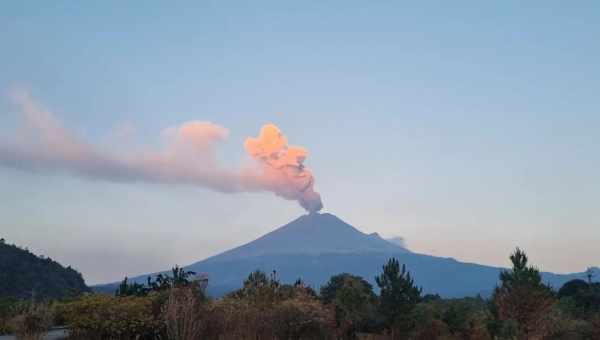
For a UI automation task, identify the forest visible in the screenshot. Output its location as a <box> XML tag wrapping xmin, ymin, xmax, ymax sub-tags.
<box><xmin>1</xmin><ymin>247</ymin><xmax>599</xmax><ymax>340</ymax></box>
<box><xmin>0</xmin><ymin>239</ymin><xmax>89</xmax><ymax>300</ymax></box>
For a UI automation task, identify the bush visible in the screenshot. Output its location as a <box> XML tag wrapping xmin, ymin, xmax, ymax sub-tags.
<box><xmin>269</xmin><ymin>293</ymin><xmax>336</xmax><ymax>340</ymax></box>
<box><xmin>0</xmin><ymin>298</ymin><xmax>18</xmax><ymax>334</ymax></box>
<box><xmin>162</xmin><ymin>286</ymin><xmax>207</xmax><ymax>340</ymax></box>
<box><xmin>408</xmin><ymin>298</ymin><xmax>493</xmax><ymax>340</ymax></box>
<box><xmin>8</xmin><ymin>302</ymin><xmax>54</xmax><ymax>340</ymax></box>
<box><xmin>557</xmin><ymin>279</ymin><xmax>600</xmax><ymax>319</ymax></box>
<box><xmin>205</xmin><ymin>287</ymin><xmax>336</xmax><ymax>340</ymax></box>
<box><xmin>62</xmin><ymin>293</ymin><xmax>163</xmax><ymax>340</ymax></box>
<box><xmin>320</xmin><ymin>273</ymin><xmax>380</xmax><ymax>337</ymax></box>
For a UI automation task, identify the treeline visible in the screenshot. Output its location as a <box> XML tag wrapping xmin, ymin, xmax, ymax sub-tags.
<box><xmin>1</xmin><ymin>247</ymin><xmax>600</xmax><ymax>339</ymax></box>
<box><xmin>0</xmin><ymin>239</ymin><xmax>89</xmax><ymax>300</ymax></box>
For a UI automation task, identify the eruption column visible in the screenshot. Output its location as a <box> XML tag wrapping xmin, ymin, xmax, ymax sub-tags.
<box><xmin>244</xmin><ymin>124</ymin><xmax>323</xmax><ymax>213</ymax></box>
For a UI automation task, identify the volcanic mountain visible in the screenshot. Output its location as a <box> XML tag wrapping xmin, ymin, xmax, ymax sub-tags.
<box><xmin>95</xmin><ymin>213</ymin><xmax>590</xmax><ymax>297</ymax></box>
<box><xmin>210</xmin><ymin>213</ymin><xmax>408</xmax><ymax>261</ymax></box>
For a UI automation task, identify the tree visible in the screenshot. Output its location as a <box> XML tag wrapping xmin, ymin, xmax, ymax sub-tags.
<box><xmin>230</xmin><ymin>270</ymin><xmax>284</xmax><ymax>304</ymax></box>
<box><xmin>558</xmin><ymin>279</ymin><xmax>600</xmax><ymax>319</ymax></box>
<box><xmin>375</xmin><ymin>258</ymin><xmax>422</xmax><ymax>334</ymax></box>
<box><xmin>115</xmin><ymin>277</ymin><xmax>148</xmax><ymax>297</ymax></box>
<box><xmin>558</xmin><ymin>279</ymin><xmax>589</xmax><ymax>299</ymax></box>
<box><xmin>244</xmin><ymin>270</ymin><xmax>270</xmax><ymax>291</ymax></box>
<box><xmin>320</xmin><ymin>273</ymin><xmax>378</xmax><ymax>337</ymax></box>
<box><xmin>148</xmin><ymin>265</ymin><xmax>196</xmax><ymax>291</ymax></box>
<box><xmin>0</xmin><ymin>240</ymin><xmax>89</xmax><ymax>299</ymax></box>
<box><xmin>116</xmin><ymin>266</ymin><xmax>197</xmax><ymax>297</ymax></box>
<box><xmin>493</xmin><ymin>247</ymin><xmax>555</xmax><ymax>339</ymax></box>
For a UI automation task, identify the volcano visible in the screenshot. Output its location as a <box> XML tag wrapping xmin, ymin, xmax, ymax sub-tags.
<box><xmin>209</xmin><ymin>213</ymin><xmax>408</xmax><ymax>261</ymax></box>
<box><xmin>95</xmin><ymin>213</ymin><xmax>590</xmax><ymax>297</ymax></box>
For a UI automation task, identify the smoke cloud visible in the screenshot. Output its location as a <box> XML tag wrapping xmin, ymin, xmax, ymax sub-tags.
<box><xmin>0</xmin><ymin>89</ymin><xmax>323</xmax><ymax>212</ymax></box>
<box><xmin>244</xmin><ymin>124</ymin><xmax>323</xmax><ymax>212</ymax></box>
<box><xmin>386</xmin><ymin>236</ymin><xmax>407</xmax><ymax>249</ymax></box>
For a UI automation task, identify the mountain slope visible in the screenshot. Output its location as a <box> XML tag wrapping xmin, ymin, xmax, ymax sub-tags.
<box><xmin>94</xmin><ymin>213</ymin><xmax>591</xmax><ymax>298</ymax></box>
<box><xmin>208</xmin><ymin>213</ymin><xmax>407</xmax><ymax>262</ymax></box>
<box><xmin>0</xmin><ymin>240</ymin><xmax>89</xmax><ymax>299</ymax></box>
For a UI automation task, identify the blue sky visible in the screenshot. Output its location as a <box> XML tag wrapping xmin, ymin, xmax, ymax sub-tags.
<box><xmin>1</xmin><ymin>1</ymin><xmax>599</xmax><ymax>284</ymax></box>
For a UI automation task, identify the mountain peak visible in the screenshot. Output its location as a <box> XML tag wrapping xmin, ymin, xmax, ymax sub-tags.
<box><xmin>203</xmin><ymin>213</ymin><xmax>408</xmax><ymax>263</ymax></box>
<box><xmin>96</xmin><ymin>213</ymin><xmax>591</xmax><ymax>299</ymax></box>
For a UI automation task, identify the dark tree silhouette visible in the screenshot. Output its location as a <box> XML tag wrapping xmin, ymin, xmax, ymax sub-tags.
<box><xmin>558</xmin><ymin>278</ymin><xmax>600</xmax><ymax>319</ymax></box>
<box><xmin>493</xmin><ymin>247</ymin><xmax>555</xmax><ymax>339</ymax></box>
<box><xmin>148</xmin><ymin>265</ymin><xmax>196</xmax><ymax>292</ymax></box>
<box><xmin>375</xmin><ymin>258</ymin><xmax>421</xmax><ymax>335</ymax></box>
<box><xmin>115</xmin><ymin>277</ymin><xmax>147</xmax><ymax>297</ymax></box>
<box><xmin>116</xmin><ymin>265</ymin><xmax>196</xmax><ymax>297</ymax></box>
<box><xmin>320</xmin><ymin>273</ymin><xmax>378</xmax><ymax>337</ymax></box>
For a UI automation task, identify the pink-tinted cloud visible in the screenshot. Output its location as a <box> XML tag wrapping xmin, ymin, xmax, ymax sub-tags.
<box><xmin>243</xmin><ymin>124</ymin><xmax>322</xmax><ymax>212</ymax></box>
<box><xmin>0</xmin><ymin>90</ymin><xmax>323</xmax><ymax>212</ymax></box>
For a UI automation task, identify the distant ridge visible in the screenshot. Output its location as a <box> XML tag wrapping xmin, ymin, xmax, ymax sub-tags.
<box><xmin>94</xmin><ymin>213</ymin><xmax>593</xmax><ymax>298</ymax></box>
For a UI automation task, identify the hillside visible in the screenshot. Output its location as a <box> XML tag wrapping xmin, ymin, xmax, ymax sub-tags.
<box><xmin>0</xmin><ymin>239</ymin><xmax>89</xmax><ymax>299</ymax></box>
<box><xmin>94</xmin><ymin>213</ymin><xmax>591</xmax><ymax>297</ymax></box>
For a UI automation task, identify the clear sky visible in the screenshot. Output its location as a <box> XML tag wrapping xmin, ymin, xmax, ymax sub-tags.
<box><xmin>1</xmin><ymin>1</ymin><xmax>598</xmax><ymax>284</ymax></box>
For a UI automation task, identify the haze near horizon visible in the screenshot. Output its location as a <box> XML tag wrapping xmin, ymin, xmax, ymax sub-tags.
<box><xmin>0</xmin><ymin>1</ymin><xmax>599</xmax><ymax>284</ymax></box>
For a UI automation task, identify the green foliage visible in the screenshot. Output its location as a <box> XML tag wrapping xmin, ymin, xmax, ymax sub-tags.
<box><xmin>62</xmin><ymin>293</ymin><xmax>163</xmax><ymax>340</ymax></box>
<box><xmin>162</xmin><ymin>286</ymin><xmax>207</xmax><ymax>340</ymax></box>
<box><xmin>0</xmin><ymin>241</ymin><xmax>89</xmax><ymax>300</ymax></box>
<box><xmin>498</xmin><ymin>247</ymin><xmax>548</xmax><ymax>290</ymax></box>
<box><xmin>213</xmin><ymin>286</ymin><xmax>336</xmax><ymax>340</ymax></box>
<box><xmin>557</xmin><ymin>279</ymin><xmax>600</xmax><ymax>319</ymax></box>
<box><xmin>243</xmin><ymin>270</ymin><xmax>272</xmax><ymax>293</ymax></box>
<box><xmin>411</xmin><ymin>296</ymin><xmax>492</xmax><ymax>340</ymax></box>
<box><xmin>3</xmin><ymin>252</ymin><xmax>599</xmax><ymax>339</ymax></box>
<box><xmin>0</xmin><ymin>297</ymin><xmax>18</xmax><ymax>334</ymax></box>
<box><xmin>320</xmin><ymin>273</ymin><xmax>379</xmax><ymax>337</ymax></box>
<box><xmin>441</xmin><ymin>297</ymin><xmax>488</xmax><ymax>336</ymax></box>
<box><xmin>115</xmin><ymin>265</ymin><xmax>198</xmax><ymax>297</ymax></box>
<box><xmin>149</xmin><ymin>266</ymin><xmax>197</xmax><ymax>292</ymax></box>
<box><xmin>492</xmin><ymin>247</ymin><xmax>556</xmax><ymax>339</ymax></box>
<box><xmin>375</xmin><ymin>258</ymin><xmax>422</xmax><ymax>333</ymax></box>
<box><xmin>229</xmin><ymin>270</ymin><xmax>284</xmax><ymax>304</ymax></box>
<box><xmin>7</xmin><ymin>302</ymin><xmax>54</xmax><ymax>340</ymax></box>
<box><xmin>268</xmin><ymin>294</ymin><xmax>336</xmax><ymax>340</ymax></box>
<box><xmin>559</xmin><ymin>279</ymin><xmax>589</xmax><ymax>298</ymax></box>
<box><xmin>116</xmin><ymin>277</ymin><xmax>148</xmax><ymax>297</ymax></box>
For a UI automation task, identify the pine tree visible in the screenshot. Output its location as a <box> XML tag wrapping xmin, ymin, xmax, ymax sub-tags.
<box><xmin>493</xmin><ymin>247</ymin><xmax>555</xmax><ymax>339</ymax></box>
<box><xmin>375</xmin><ymin>258</ymin><xmax>422</xmax><ymax>334</ymax></box>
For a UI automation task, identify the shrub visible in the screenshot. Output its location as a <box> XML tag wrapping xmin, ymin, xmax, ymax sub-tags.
<box><xmin>409</xmin><ymin>297</ymin><xmax>492</xmax><ymax>340</ymax></box>
<box><xmin>206</xmin><ymin>287</ymin><xmax>336</xmax><ymax>340</ymax></box>
<box><xmin>557</xmin><ymin>279</ymin><xmax>600</xmax><ymax>319</ymax></box>
<box><xmin>320</xmin><ymin>273</ymin><xmax>380</xmax><ymax>337</ymax></box>
<box><xmin>8</xmin><ymin>302</ymin><xmax>54</xmax><ymax>340</ymax></box>
<box><xmin>0</xmin><ymin>297</ymin><xmax>18</xmax><ymax>335</ymax></box>
<box><xmin>162</xmin><ymin>286</ymin><xmax>206</xmax><ymax>340</ymax></box>
<box><xmin>62</xmin><ymin>293</ymin><xmax>162</xmax><ymax>340</ymax></box>
<box><xmin>269</xmin><ymin>292</ymin><xmax>336</xmax><ymax>340</ymax></box>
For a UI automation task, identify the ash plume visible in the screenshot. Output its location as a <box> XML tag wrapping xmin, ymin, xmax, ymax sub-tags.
<box><xmin>244</xmin><ymin>124</ymin><xmax>323</xmax><ymax>212</ymax></box>
<box><xmin>386</xmin><ymin>236</ymin><xmax>407</xmax><ymax>248</ymax></box>
<box><xmin>0</xmin><ymin>89</ymin><xmax>323</xmax><ymax>212</ymax></box>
